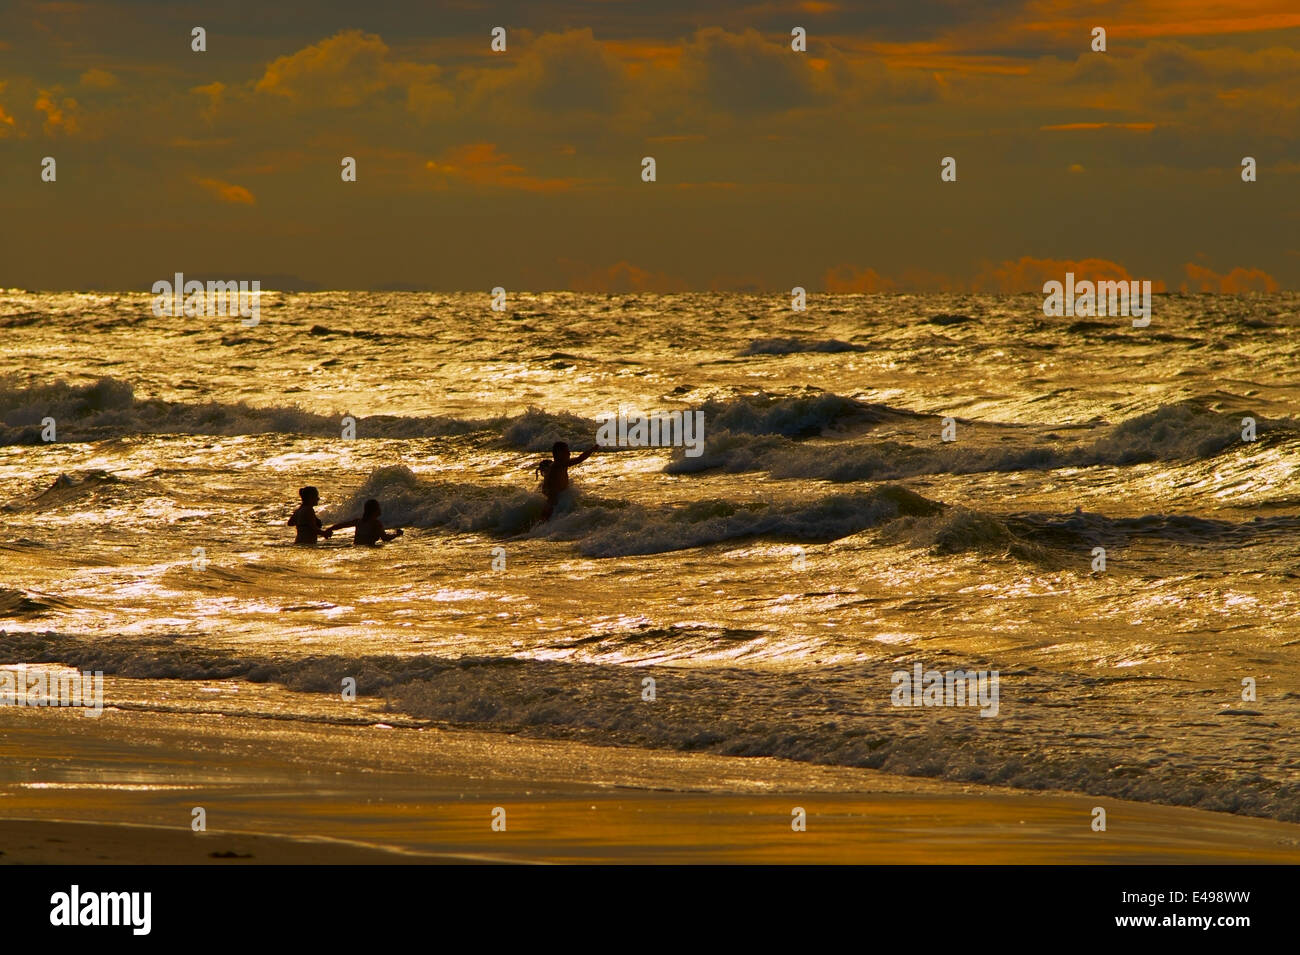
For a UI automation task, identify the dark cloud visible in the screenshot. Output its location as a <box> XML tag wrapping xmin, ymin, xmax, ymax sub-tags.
<box><xmin>0</xmin><ymin>2</ymin><xmax>1296</xmax><ymax>290</ymax></box>
<box><xmin>680</xmin><ymin>28</ymin><xmax>827</xmax><ymax>114</ymax></box>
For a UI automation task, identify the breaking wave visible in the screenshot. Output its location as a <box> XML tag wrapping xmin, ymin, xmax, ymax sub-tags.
<box><xmin>4</xmin><ymin>630</ymin><xmax>1295</xmax><ymax>821</ymax></box>
<box><xmin>0</xmin><ymin>378</ymin><xmax>907</xmax><ymax>447</ymax></box>
<box><xmin>329</xmin><ymin>465</ymin><xmax>945</xmax><ymax>557</ymax></box>
<box><xmin>0</xmin><ymin>376</ymin><xmax>593</xmax><ymax>449</ymax></box>
<box><xmin>667</xmin><ymin>400</ymin><xmax>1299</xmax><ymax>480</ymax></box>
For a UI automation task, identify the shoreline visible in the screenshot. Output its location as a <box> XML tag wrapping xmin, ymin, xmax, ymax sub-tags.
<box><xmin>3</xmin><ymin>702</ymin><xmax>1299</xmax><ymax>864</ymax></box>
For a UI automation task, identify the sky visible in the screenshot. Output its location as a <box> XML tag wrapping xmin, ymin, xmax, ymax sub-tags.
<box><xmin>1</xmin><ymin>0</ymin><xmax>1298</xmax><ymax>292</ymax></box>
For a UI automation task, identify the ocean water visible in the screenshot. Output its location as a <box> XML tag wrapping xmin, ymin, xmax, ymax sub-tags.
<box><xmin>2</xmin><ymin>290</ymin><xmax>1299</xmax><ymax>820</ymax></box>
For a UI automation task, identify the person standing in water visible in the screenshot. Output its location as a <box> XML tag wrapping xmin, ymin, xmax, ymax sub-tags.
<box><xmin>327</xmin><ymin>498</ymin><xmax>404</xmax><ymax>546</ymax></box>
<box><xmin>288</xmin><ymin>486</ymin><xmax>331</xmax><ymax>545</ymax></box>
<box><xmin>540</xmin><ymin>441</ymin><xmax>597</xmax><ymax>522</ymax></box>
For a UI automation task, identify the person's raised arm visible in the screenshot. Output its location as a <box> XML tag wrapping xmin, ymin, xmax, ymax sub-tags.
<box><xmin>572</xmin><ymin>446</ymin><xmax>597</xmax><ymax>467</ymax></box>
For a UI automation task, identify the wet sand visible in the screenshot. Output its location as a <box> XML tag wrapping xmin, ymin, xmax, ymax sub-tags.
<box><xmin>3</xmin><ymin>700</ymin><xmax>1299</xmax><ymax>864</ymax></box>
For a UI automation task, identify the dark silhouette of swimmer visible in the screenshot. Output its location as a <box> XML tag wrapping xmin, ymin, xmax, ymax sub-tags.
<box><xmin>327</xmin><ymin>498</ymin><xmax>403</xmax><ymax>546</ymax></box>
<box><xmin>288</xmin><ymin>486</ymin><xmax>331</xmax><ymax>545</ymax></box>
<box><xmin>540</xmin><ymin>441</ymin><xmax>596</xmax><ymax>522</ymax></box>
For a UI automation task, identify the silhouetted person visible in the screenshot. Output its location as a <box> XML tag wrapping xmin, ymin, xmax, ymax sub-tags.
<box><xmin>328</xmin><ymin>498</ymin><xmax>403</xmax><ymax>546</ymax></box>
<box><xmin>288</xmin><ymin>486</ymin><xmax>331</xmax><ymax>545</ymax></box>
<box><xmin>540</xmin><ymin>441</ymin><xmax>596</xmax><ymax>522</ymax></box>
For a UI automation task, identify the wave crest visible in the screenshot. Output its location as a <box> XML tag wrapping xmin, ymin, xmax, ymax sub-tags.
<box><xmin>330</xmin><ymin>465</ymin><xmax>944</xmax><ymax>556</ymax></box>
<box><xmin>668</xmin><ymin>400</ymin><xmax>1297</xmax><ymax>481</ymax></box>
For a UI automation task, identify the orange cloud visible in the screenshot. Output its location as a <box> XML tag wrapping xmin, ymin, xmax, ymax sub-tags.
<box><xmin>841</xmin><ymin>39</ymin><xmax>1031</xmax><ymax>76</ymax></box>
<box><xmin>424</xmin><ymin>143</ymin><xmax>576</xmax><ymax>193</ymax></box>
<box><xmin>256</xmin><ymin>30</ymin><xmax>444</xmax><ymax>111</ymax></box>
<box><xmin>974</xmin><ymin>257</ymin><xmax>1167</xmax><ymax>293</ymax></box>
<box><xmin>1100</xmin><ymin>3</ymin><xmax>1300</xmax><ymax>40</ymax></box>
<box><xmin>34</xmin><ymin>89</ymin><xmax>79</xmax><ymax>135</ymax></box>
<box><xmin>1005</xmin><ymin>0</ymin><xmax>1300</xmax><ymax>43</ymax></box>
<box><xmin>79</xmin><ymin>69</ymin><xmax>117</xmax><ymax>89</ymax></box>
<box><xmin>825</xmin><ymin>266</ymin><xmax>967</xmax><ymax>293</ymax></box>
<box><xmin>568</xmin><ymin>261</ymin><xmax>688</xmax><ymax>293</ymax></box>
<box><xmin>0</xmin><ymin>81</ymin><xmax>12</xmax><ymax>135</ymax></box>
<box><xmin>824</xmin><ymin>259</ymin><xmax>1175</xmax><ymax>293</ymax></box>
<box><xmin>824</xmin><ymin>265</ymin><xmax>896</xmax><ymax>293</ymax></box>
<box><xmin>843</xmin><ymin>1</ymin><xmax>1300</xmax><ymax>80</ymax></box>
<box><xmin>1181</xmin><ymin>263</ymin><xmax>1279</xmax><ymax>293</ymax></box>
<box><xmin>603</xmin><ymin>40</ymin><xmax>682</xmax><ymax>69</ymax></box>
<box><xmin>191</xmin><ymin>81</ymin><xmax>225</xmax><ymax>120</ymax></box>
<box><xmin>194</xmin><ymin>177</ymin><xmax>256</xmax><ymax>205</ymax></box>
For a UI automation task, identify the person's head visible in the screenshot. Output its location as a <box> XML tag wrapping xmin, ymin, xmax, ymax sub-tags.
<box><xmin>536</xmin><ymin>459</ymin><xmax>552</xmax><ymax>476</ymax></box>
<box><xmin>362</xmin><ymin>498</ymin><xmax>381</xmax><ymax>519</ymax></box>
<box><xmin>551</xmin><ymin>440</ymin><xmax>570</xmax><ymax>462</ymax></box>
<box><xmin>299</xmin><ymin>486</ymin><xmax>319</xmax><ymax>506</ymax></box>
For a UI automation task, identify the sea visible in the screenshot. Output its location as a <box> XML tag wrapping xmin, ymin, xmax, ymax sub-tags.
<box><xmin>2</xmin><ymin>290</ymin><xmax>1298</xmax><ymax>820</ymax></box>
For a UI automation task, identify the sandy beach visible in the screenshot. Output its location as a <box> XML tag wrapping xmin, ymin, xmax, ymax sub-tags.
<box><xmin>4</xmin><ymin>0</ymin><xmax>1300</xmax><ymax>891</ymax></box>
<box><xmin>3</xmin><ymin>682</ymin><xmax>1298</xmax><ymax>865</ymax></box>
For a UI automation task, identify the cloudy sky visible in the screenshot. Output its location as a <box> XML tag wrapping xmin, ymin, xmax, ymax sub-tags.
<box><xmin>2</xmin><ymin>0</ymin><xmax>1297</xmax><ymax>291</ymax></box>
